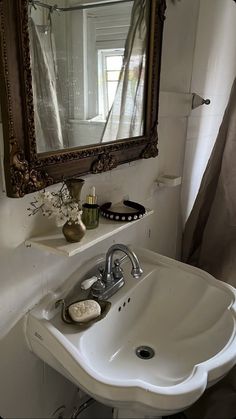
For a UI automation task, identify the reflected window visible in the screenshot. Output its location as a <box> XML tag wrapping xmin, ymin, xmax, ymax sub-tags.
<box><xmin>98</xmin><ymin>49</ymin><xmax>124</xmax><ymax>119</ymax></box>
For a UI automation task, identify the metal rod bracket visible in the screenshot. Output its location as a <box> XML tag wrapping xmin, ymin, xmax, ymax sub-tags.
<box><xmin>192</xmin><ymin>93</ymin><xmax>211</xmax><ymax>110</ymax></box>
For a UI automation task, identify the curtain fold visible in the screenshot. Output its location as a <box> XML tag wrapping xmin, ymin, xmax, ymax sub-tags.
<box><xmin>29</xmin><ymin>18</ymin><xmax>66</xmax><ymax>153</ymax></box>
<box><xmin>182</xmin><ymin>78</ymin><xmax>236</xmax><ymax>419</ymax></box>
<box><xmin>182</xmin><ymin>78</ymin><xmax>236</xmax><ymax>282</ymax></box>
<box><xmin>100</xmin><ymin>0</ymin><xmax>147</xmax><ymax>143</ymax></box>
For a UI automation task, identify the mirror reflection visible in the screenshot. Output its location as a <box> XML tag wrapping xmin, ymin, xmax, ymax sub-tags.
<box><xmin>29</xmin><ymin>0</ymin><xmax>148</xmax><ymax>153</ymax></box>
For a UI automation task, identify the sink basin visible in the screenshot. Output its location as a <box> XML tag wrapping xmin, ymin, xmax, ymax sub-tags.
<box><xmin>25</xmin><ymin>248</ymin><xmax>236</xmax><ymax>417</ymax></box>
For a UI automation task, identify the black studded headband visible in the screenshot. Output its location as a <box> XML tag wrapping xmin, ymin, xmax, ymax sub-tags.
<box><xmin>100</xmin><ymin>200</ymin><xmax>146</xmax><ymax>222</ymax></box>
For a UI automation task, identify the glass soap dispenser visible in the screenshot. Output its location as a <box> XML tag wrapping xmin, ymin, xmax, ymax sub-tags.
<box><xmin>82</xmin><ymin>186</ymin><xmax>100</xmax><ymax>229</ymax></box>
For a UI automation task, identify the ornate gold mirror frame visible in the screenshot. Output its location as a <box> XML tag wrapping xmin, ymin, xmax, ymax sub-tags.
<box><xmin>0</xmin><ymin>0</ymin><xmax>166</xmax><ymax>197</ymax></box>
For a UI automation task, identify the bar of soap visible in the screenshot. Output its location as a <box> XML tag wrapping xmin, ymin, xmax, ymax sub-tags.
<box><xmin>68</xmin><ymin>300</ymin><xmax>101</xmax><ymax>323</ymax></box>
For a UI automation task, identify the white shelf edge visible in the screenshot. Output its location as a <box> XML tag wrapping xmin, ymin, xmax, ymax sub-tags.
<box><xmin>25</xmin><ymin>209</ymin><xmax>154</xmax><ymax>257</ymax></box>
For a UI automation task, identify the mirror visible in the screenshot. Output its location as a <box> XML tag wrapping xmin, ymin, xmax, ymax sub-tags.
<box><xmin>29</xmin><ymin>0</ymin><xmax>146</xmax><ymax>153</ymax></box>
<box><xmin>0</xmin><ymin>0</ymin><xmax>166</xmax><ymax>197</ymax></box>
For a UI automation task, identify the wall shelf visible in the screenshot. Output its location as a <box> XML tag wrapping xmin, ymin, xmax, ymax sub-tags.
<box><xmin>25</xmin><ymin>209</ymin><xmax>153</xmax><ymax>257</ymax></box>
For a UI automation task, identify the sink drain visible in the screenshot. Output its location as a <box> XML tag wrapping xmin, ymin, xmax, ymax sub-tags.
<box><xmin>135</xmin><ymin>346</ymin><xmax>155</xmax><ymax>360</ymax></box>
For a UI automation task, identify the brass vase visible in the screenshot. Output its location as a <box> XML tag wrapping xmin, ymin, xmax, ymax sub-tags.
<box><xmin>62</xmin><ymin>220</ymin><xmax>86</xmax><ymax>243</ymax></box>
<box><xmin>62</xmin><ymin>178</ymin><xmax>86</xmax><ymax>243</ymax></box>
<box><xmin>65</xmin><ymin>178</ymin><xmax>85</xmax><ymax>203</ymax></box>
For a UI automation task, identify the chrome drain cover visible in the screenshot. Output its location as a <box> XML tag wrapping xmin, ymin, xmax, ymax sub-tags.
<box><xmin>135</xmin><ymin>346</ymin><xmax>155</xmax><ymax>360</ymax></box>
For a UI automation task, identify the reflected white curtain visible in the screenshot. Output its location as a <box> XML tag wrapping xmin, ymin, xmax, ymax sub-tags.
<box><xmin>100</xmin><ymin>0</ymin><xmax>147</xmax><ymax>143</ymax></box>
<box><xmin>29</xmin><ymin>18</ymin><xmax>65</xmax><ymax>153</ymax></box>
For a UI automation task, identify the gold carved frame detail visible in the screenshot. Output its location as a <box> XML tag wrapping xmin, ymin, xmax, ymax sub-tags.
<box><xmin>0</xmin><ymin>0</ymin><xmax>166</xmax><ymax>197</ymax></box>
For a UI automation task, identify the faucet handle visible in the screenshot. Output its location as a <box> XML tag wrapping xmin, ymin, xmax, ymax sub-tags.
<box><xmin>80</xmin><ymin>276</ymin><xmax>98</xmax><ymax>290</ymax></box>
<box><xmin>98</xmin><ymin>265</ymin><xmax>105</xmax><ymax>277</ymax></box>
<box><xmin>113</xmin><ymin>258</ymin><xmax>124</xmax><ymax>280</ymax></box>
<box><xmin>91</xmin><ymin>278</ymin><xmax>106</xmax><ymax>296</ymax></box>
<box><xmin>118</xmin><ymin>254</ymin><xmax>128</xmax><ymax>265</ymax></box>
<box><xmin>81</xmin><ymin>273</ymin><xmax>106</xmax><ymax>298</ymax></box>
<box><xmin>114</xmin><ymin>258</ymin><xmax>122</xmax><ymax>267</ymax></box>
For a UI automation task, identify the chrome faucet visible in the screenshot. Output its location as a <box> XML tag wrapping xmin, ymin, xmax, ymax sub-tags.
<box><xmin>104</xmin><ymin>244</ymin><xmax>143</xmax><ymax>283</ymax></box>
<box><xmin>81</xmin><ymin>244</ymin><xmax>143</xmax><ymax>300</ymax></box>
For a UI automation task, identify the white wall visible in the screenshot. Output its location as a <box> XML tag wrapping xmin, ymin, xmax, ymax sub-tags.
<box><xmin>181</xmin><ymin>0</ymin><xmax>236</xmax><ymax>224</ymax></box>
<box><xmin>0</xmin><ymin>1</ymin><xmax>199</xmax><ymax>417</ymax></box>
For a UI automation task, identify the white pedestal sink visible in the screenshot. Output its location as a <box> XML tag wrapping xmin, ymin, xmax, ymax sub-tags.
<box><xmin>25</xmin><ymin>248</ymin><xmax>236</xmax><ymax>418</ymax></box>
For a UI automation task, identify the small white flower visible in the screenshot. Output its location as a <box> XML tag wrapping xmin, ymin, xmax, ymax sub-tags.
<box><xmin>28</xmin><ymin>183</ymin><xmax>83</xmax><ymax>226</ymax></box>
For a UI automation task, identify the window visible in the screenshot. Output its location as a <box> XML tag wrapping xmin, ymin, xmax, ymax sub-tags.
<box><xmin>98</xmin><ymin>49</ymin><xmax>124</xmax><ymax>119</ymax></box>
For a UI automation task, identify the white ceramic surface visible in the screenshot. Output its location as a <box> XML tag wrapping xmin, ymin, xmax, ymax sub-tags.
<box><xmin>25</xmin><ymin>248</ymin><xmax>236</xmax><ymax>416</ymax></box>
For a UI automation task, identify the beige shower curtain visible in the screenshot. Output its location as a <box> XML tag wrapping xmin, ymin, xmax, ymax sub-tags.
<box><xmin>182</xmin><ymin>78</ymin><xmax>236</xmax><ymax>419</ymax></box>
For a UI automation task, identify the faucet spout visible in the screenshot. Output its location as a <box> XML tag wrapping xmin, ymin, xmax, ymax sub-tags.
<box><xmin>105</xmin><ymin>244</ymin><xmax>143</xmax><ymax>283</ymax></box>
